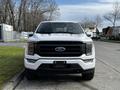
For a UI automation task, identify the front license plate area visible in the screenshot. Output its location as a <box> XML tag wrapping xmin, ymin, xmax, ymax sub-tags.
<box><xmin>53</xmin><ymin>61</ymin><xmax>66</xmax><ymax>68</ymax></box>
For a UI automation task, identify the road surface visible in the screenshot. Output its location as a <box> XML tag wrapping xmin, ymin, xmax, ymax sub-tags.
<box><xmin>15</xmin><ymin>41</ymin><xmax>120</xmax><ymax>90</ymax></box>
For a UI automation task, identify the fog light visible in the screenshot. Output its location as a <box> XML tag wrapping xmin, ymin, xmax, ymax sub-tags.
<box><xmin>26</xmin><ymin>58</ymin><xmax>39</xmax><ymax>63</ymax></box>
<box><xmin>82</xmin><ymin>59</ymin><xmax>93</xmax><ymax>63</ymax></box>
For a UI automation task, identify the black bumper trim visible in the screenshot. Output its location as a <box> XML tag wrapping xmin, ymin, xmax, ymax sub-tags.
<box><xmin>26</xmin><ymin>64</ymin><xmax>95</xmax><ymax>74</ymax></box>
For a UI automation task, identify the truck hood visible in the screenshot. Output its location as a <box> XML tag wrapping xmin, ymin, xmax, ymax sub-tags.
<box><xmin>28</xmin><ymin>33</ymin><xmax>92</xmax><ymax>43</ymax></box>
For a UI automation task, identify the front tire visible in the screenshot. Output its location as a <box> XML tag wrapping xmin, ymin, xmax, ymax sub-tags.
<box><xmin>82</xmin><ymin>69</ymin><xmax>95</xmax><ymax>80</ymax></box>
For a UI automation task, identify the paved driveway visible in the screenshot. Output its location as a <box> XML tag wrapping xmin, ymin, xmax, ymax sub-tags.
<box><xmin>15</xmin><ymin>41</ymin><xmax>120</xmax><ymax>90</ymax></box>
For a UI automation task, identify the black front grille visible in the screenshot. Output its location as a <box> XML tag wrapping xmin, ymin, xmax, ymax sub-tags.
<box><xmin>35</xmin><ymin>41</ymin><xmax>85</xmax><ymax>57</ymax></box>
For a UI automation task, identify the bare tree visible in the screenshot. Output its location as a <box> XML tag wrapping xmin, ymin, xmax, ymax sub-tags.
<box><xmin>95</xmin><ymin>15</ymin><xmax>102</xmax><ymax>28</ymax></box>
<box><xmin>81</xmin><ymin>17</ymin><xmax>96</xmax><ymax>29</ymax></box>
<box><xmin>7</xmin><ymin>0</ymin><xmax>16</xmax><ymax>30</ymax></box>
<box><xmin>45</xmin><ymin>0</ymin><xmax>60</xmax><ymax>20</ymax></box>
<box><xmin>0</xmin><ymin>0</ymin><xmax>9</xmax><ymax>24</ymax></box>
<box><xmin>81</xmin><ymin>15</ymin><xmax>102</xmax><ymax>30</ymax></box>
<box><xmin>104</xmin><ymin>1</ymin><xmax>120</xmax><ymax>27</ymax></box>
<box><xmin>0</xmin><ymin>0</ymin><xmax>59</xmax><ymax>32</ymax></box>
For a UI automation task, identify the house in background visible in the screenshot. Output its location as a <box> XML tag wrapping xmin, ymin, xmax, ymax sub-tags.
<box><xmin>0</xmin><ymin>24</ymin><xmax>14</xmax><ymax>42</ymax></box>
<box><xmin>102</xmin><ymin>26</ymin><xmax>120</xmax><ymax>40</ymax></box>
<box><xmin>113</xmin><ymin>26</ymin><xmax>120</xmax><ymax>39</ymax></box>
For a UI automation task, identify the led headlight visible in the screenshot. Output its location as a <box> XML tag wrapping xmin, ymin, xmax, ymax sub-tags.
<box><xmin>86</xmin><ymin>43</ymin><xmax>92</xmax><ymax>56</ymax></box>
<box><xmin>28</xmin><ymin>42</ymin><xmax>35</xmax><ymax>55</ymax></box>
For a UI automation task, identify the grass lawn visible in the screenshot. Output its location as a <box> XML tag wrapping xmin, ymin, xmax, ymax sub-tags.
<box><xmin>0</xmin><ymin>46</ymin><xmax>24</xmax><ymax>89</ymax></box>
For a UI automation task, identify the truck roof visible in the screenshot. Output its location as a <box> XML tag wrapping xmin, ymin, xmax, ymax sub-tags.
<box><xmin>41</xmin><ymin>21</ymin><xmax>79</xmax><ymax>23</ymax></box>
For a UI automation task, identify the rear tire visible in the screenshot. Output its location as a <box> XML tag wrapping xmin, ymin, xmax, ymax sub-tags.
<box><xmin>25</xmin><ymin>69</ymin><xmax>36</xmax><ymax>80</ymax></box>
<box><xmin>82</xmin><ymin>69</ymin><xmax>95</xmax><ymax>80</ymax></box>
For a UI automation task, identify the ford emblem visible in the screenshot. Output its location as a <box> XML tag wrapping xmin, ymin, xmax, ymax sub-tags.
<box><xmin>55</xmin><ymin>47</ymin><xmax>66</xmax><ymax>52</ymax></box>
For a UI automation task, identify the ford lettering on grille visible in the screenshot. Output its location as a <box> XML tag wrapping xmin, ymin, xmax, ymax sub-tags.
<box><xmin>55</xmin><ymin>47</ymin><xmax>66</xmax><ymax>52</ymax></box>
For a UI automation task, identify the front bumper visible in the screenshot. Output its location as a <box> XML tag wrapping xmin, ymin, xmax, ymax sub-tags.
<box><xmin>24</xmin><ymin>57</ymin><xmax>95</xmax><ymax>71</ymax></box>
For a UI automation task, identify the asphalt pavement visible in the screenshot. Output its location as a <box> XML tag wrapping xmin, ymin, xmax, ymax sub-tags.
<box><xmin>15</xmin><ymin>41</ymin><xmax>120</xmax><ymax>90</ymax></box>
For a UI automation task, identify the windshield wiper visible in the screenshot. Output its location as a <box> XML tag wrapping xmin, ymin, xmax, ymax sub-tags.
<box><xmin>36</xmin><ymin>32</ymin><xmax>79</xmax><ymax>34</ymax></box>
<box><xmin>54</xmin><ymin>32</ymin><xmax>74</xmax><ymax>34</ymax></box>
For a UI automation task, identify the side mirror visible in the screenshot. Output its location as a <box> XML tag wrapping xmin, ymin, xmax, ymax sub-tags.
<box><xmin>85</xmin><ymin>32</ymin><xmax>91</xmax><ymax>37</ymax></box>
<box><xmin>87</xmin><ymin>34</ymin><xmax>91</xmax><ymax>37</ymax></box>
<box><xmin>28</xmin><ymin>33</ymin><xmax>33</xmax><ymax>37</ymax></box>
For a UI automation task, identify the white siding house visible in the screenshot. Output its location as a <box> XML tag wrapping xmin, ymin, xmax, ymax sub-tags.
<box><xmin>0</xmin><ymin>24</ymin><xmax>14</xmax><ymax>42</ymax></box>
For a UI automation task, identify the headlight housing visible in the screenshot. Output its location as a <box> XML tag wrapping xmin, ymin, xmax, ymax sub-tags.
<box><xmin>86</xmin><ymin>43</ymin><xmax>92</xmax><ymax>56</ymax></box>
<box><xmin>28</xmin><ymin>42</ymin><xmax>35</xmax><ymax>55</ymax></box>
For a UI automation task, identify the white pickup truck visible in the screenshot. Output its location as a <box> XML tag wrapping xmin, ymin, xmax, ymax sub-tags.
<box><xmin>24</xmin><ymin>21</ymin><xmax>95</xmax><ymax>80</ymax></box>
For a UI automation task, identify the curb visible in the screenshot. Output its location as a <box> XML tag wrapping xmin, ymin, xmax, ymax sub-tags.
<box><xmin>2</xmin><ymin>70</ymin><xmax>25</xmax><ymax>90</ymax></box>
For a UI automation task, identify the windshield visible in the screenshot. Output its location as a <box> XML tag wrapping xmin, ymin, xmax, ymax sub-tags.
<box><xmin>36</xmin><ymin>22</ymin><xmax>84</xmax><ymax>34</ymax></box>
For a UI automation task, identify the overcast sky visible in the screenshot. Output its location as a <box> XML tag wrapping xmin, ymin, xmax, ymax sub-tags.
<box><xmin>55</xmin><ymin>0</ymin><xmax>120</xmax><ymax>27</ymax></box>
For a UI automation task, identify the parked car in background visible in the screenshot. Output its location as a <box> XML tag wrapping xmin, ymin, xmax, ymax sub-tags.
<box><xmin>20</xmin><ymin>32</ymin><xmax>33</xmax><ymax>40</ymax></box>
